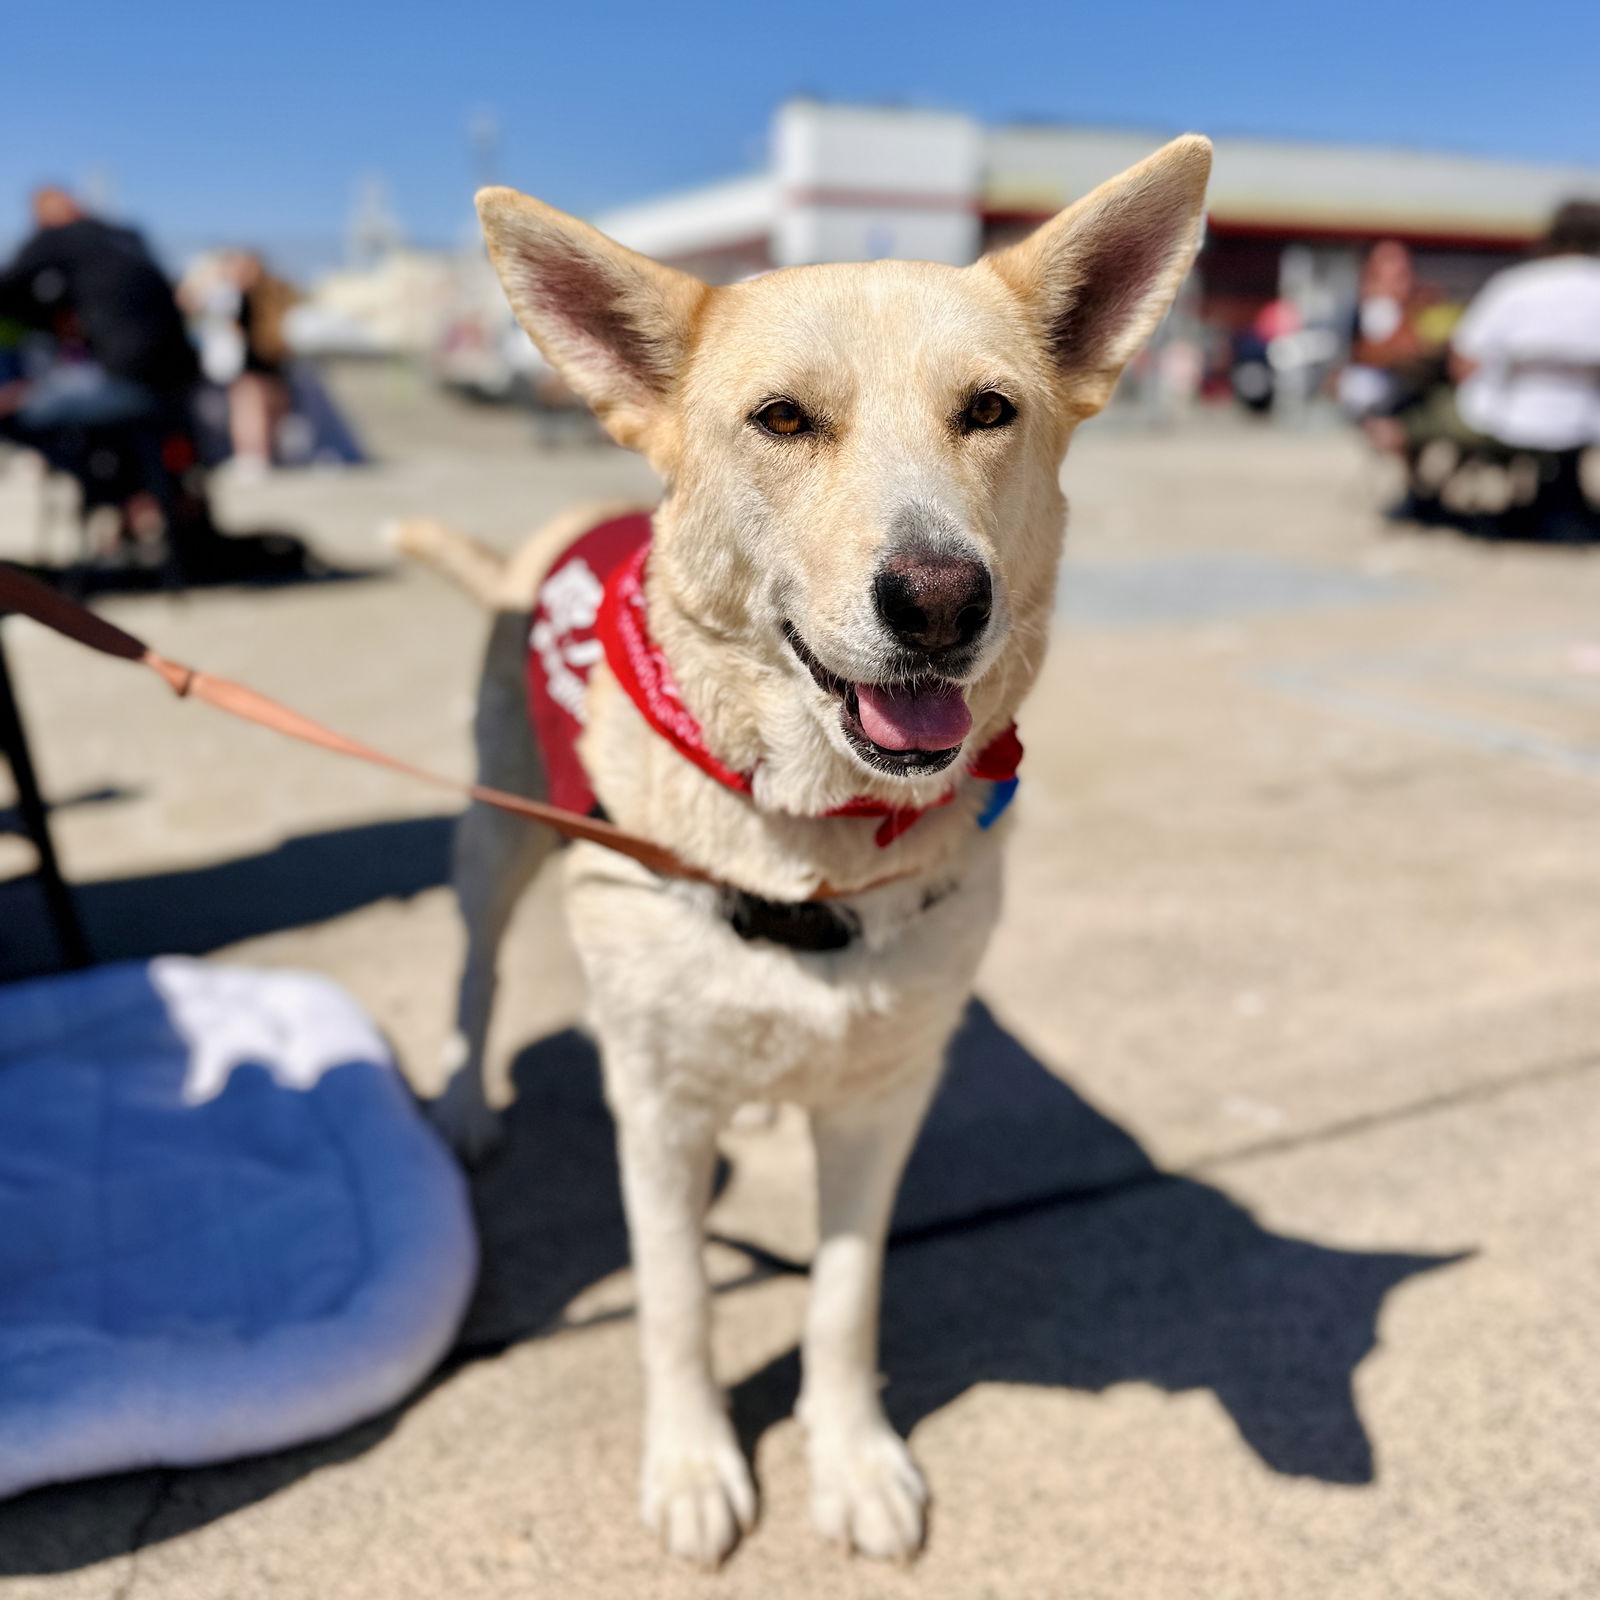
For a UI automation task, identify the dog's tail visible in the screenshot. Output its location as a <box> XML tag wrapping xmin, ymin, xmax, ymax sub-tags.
<box><xmin>388</xmin><ymin>519</ymin><xmax>506</xmax><ymax>609</ymax></box>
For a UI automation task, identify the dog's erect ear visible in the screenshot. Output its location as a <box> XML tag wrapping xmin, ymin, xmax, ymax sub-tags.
<box><xmin>476</xmin><ymin>187</ymin><xmax>708</xmax><ymax>449</ymax></box>
<box><xmin>987</xmin><ymin>135</ymin><xmax>1212</xmax><ymax>417</ymax></box>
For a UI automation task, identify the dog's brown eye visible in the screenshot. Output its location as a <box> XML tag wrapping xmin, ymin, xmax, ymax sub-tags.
<box><xmin>754</xmin><ymin>400</ymin><xmax>811</xmax><ymax>437</ymax></box>
<box><xmin>963</xmin><ymin>390</ymin><xmax>1016</xmax><ymax>431</ymax></box>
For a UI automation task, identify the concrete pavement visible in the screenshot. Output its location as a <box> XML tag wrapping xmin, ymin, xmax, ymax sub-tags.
<box><xmin>1</xmin><ymin>373</ymin><xmax>1597</xmax><ymax>1597</ymax></box>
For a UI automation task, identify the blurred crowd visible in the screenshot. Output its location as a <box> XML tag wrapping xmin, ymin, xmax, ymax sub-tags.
<box><xmin>1221</xmin><ymin>201</ymin><xmax>1600</xmax><ymax>543</ymax></box>
<box><xmin>0</xmin><ymin>187</ymin><xmax>359</xmax><ymax>581</ymax></box>
<box><xmin>1338</xmin><ymin>202</ymin><xmax>1600</xmax><ymax>542</ymax></box>
<box><xmin>3</xmin><ymin>181</ymin><xmax>1597</xmax><ymax>573</ymax></box>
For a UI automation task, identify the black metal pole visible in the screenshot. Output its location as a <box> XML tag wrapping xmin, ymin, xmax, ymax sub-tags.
<box><xmin>0</xmin><ymin>624</ymin><xmax>92</xmax><ymax>969</ymax></box>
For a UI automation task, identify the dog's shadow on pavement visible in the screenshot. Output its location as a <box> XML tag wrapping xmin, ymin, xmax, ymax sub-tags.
<box><xmin>0</xmin><ymin>1000</ymin><xmax>1463</xmax><ymax>1575</ymax></box>
<box><xmin>732</xmin><ymin>1002</ymin><xmax>1465</xmax><ymax>1485</ymax></box>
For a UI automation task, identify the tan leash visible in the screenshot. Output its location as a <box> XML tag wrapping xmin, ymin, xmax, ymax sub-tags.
<box><xmin>0</xmin><ymin>562</ymin><xmax>714</xmax><ymax>888</ymax></box>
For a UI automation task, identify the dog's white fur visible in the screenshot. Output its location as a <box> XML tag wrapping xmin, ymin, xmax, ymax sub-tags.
<box><xmin>400</xmin><ymin>135</ymin><xmax>1211</xmax><ymax>1566</ymax></box>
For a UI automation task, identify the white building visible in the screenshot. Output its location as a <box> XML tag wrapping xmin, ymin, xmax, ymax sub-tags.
<box><xmin>597</xmin><ymin>100</ymin><xmax>1600</xmax><ymax>337</ymax></box>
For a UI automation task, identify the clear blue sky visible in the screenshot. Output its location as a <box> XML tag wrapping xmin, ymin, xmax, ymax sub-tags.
<box><xmin>4</xmin><ymin>0</ymin><xmax>1597</xmax><ymax>267</ymax></box>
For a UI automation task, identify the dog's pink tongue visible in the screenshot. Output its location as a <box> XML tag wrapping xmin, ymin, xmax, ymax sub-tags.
<box><xmin>854</xmin><ymin>681</ymin><xmax>972</xmax><ymax>752</ymax></box>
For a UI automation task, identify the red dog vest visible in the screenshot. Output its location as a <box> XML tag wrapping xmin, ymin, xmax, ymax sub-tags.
<box><xmin>525</xmin><ymin>512</ymin><xmax>1021</xmax><ymax>847</ymax></box>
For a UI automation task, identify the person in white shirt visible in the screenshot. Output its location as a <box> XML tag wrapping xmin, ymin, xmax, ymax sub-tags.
<box><xmin>1451</xmin><ymin>201</ymin><xmax>1600</xmax><ymax>541</ymax></box>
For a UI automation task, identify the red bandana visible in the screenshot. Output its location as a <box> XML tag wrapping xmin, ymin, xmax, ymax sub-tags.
<box><xmin>526</xmin><ymin>512</ymin><xmax>1022</xmax><ymax>847</ymax></box>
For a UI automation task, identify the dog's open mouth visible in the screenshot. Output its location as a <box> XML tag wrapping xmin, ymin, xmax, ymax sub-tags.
<box><xmin>783</xmin><ymin>623</ymin><xmax>971</xmax><ymax>777</ymax></box>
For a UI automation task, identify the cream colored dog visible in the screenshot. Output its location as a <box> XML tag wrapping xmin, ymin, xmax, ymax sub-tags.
<box><xmin>402</xmin><ymin>135</ymin><xmax>1211</xmax><ymax>1567</ymax></box>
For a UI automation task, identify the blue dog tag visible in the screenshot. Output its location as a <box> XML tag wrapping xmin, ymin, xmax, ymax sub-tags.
<box><xmin>976</xmin><ymin>777</ymin><xmax>1019</xmax><ymax>831</ymax></box>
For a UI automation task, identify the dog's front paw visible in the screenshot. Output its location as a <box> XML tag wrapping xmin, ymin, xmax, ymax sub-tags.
<box><xmin>642</xmin><ymin>1418</ymin><xmax>756</xmax><ymax>1568</ymax></box>
<box><xmin>809</xmin><ymin>1423</ymin><xmax>926</xmax><ymax>1561</ymax></box>
<box><xmin>427</xmin><ymin>1080</ymin><xmax>501</xmax><ymax>1166</ymax></box>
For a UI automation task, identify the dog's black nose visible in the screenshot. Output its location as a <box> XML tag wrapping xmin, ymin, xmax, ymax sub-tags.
<box><xmin>874</xmin><ymin>546</ymin><xmax>992</xmax><ymax>656</ymax></box>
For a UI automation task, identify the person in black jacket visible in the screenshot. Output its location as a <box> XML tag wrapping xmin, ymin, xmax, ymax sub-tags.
<box><xmin>0</xmin><ymin>187</ymin><xmax>203</xmax><ymax>562</ymax></box>
<box><xmin>0</xmin><ymin>186</ymin><xmax>198</xmax><ymax>428</ymax></box>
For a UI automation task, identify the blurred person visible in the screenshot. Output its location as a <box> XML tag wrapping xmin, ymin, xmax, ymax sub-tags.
<box><xmin>0</xmin><ymin>185</ymin><xmax>199</xmax><ymax>547</ymax></box>
<box><xmin>1229</xmin><ymin>297</ymin><xmax>1299</xmax><ymax>415</ymax></box>
<box><xmin>1450</xmin><ymin>200</ymin><xmax>1600</xmax><ymax>541</ymax></box>
<box><xmin>1339</xmin><ymin>241</ymin><xmax>1438</xmax><ymax>419</ymax></box>
<box><xmin>220</xmin><ymin>250</ymin><xmax>298</xmax><ymax>472</ymax></box>
<box><xmin>1339</xmin><ymin>241</ymin><xmax>1467</xmax><ymax>523</ymax></box>
<box><xmin>0</xmin><ymin>186</ymin><xmax>197</xmax><ymax>427</ymax></box>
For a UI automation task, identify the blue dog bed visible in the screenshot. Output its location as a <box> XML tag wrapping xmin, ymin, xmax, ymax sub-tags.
<box><xmin>0</xmin><ymin>958</ymin><xmax>477</xmax><ymax>1498</ymax></box>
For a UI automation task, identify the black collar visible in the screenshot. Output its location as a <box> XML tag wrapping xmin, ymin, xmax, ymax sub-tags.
<box><xmin>719</xmin><ymin>887</ymin><xmax>860</xmax><ymax>951</ymax></box>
